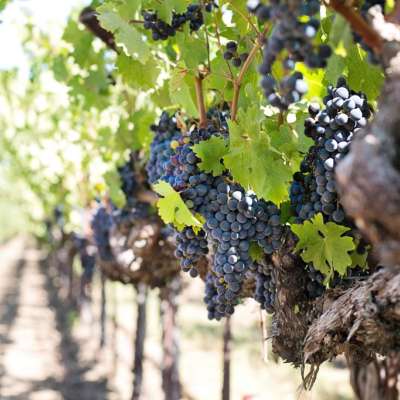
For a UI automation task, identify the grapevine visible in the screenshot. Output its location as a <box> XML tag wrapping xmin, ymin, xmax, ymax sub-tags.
<box><xmin>2</xmin><ymin>0</ymin><xmax>400</xmax><ymax>398</ymax></box>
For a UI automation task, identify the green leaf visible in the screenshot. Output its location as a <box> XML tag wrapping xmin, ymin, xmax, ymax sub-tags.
<box><xmin>153</xmin><ymin>181</ymin><xmax>204</xmax><ymax>231</ymax></box>
<box><xmin>249</xmin><ymin>242</ymin><xmax>264</xmax><ymax>263</ymax></box>
<box><xmin>143</xmin><ymin>0</ymin><xmax>187</xmax><ymax>21</ymax></box>
<box><xmin>63</xmin><ymin>18</ymin><xmax>94</xmax><ymax>68</ymax></box>
<box><xmin>279</xmin><ymin>201</ymin><xmax>293</xmax><ymax>224</ymax></box>
<box><xmin>104</xmin><ymin>170</ymin><xmax>125</xmax><ymax>208</ymax></box>
<box><xmin>350</xmin><ymin>247</ymin><xmax>369</xmax><ymax>270</ymax></box>
<box><xmin>0</xmin><ymin>0</ymin><xmax>10</xmax><ymax>12</ymax></box>
<box><xmin>176</xmin><ymin>31</ymin><xmax>208</xmax><ymax>70</ymax></box>
<box><xmin>191</xmin><ymin>136</ymin><xmax>228</xmax><ymax>176</ymax></box>
<box><xmin>169</xmin><ymin>68</ymin><xmax>198</xmax><ymax>116</ymax></box>
<box><xmin>223</xmin><ymin>106</ymin><xmax>292</xmax><ymax>204</ymax></box>
<box><xmin>116</xmin><ymin>53</ymin><xmax>159</xmax><ymax>90</ymax></box>
<box><xmin>292</xmin><ymin>214</ymin><xmax>356</xmax><ymax>278</ymax></box>
<box><xmin>323</xmin><ymin>14</ymin><xmax>384</xmax><ymax>102</ymax></box>
<box><xmin>97</xmin><ymin>3</ymin><xmax>149</xmax><ymax>62</ymax></box>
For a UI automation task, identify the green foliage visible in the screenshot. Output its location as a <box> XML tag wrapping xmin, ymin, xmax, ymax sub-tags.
<box><xmin>324</xmin><ymin>15</ymin><xmax>384</xmax><ymax>102</ymax></box>
<box><xmin>116</xmin><ymin>53</ymin><xmax>160</xmax><ymax>90</ymax></box>
<box><xmin>0</xmin><ymin>0</ymin><xmax>10</xmax><ymax>12</ymax></box>
<box><xmin>153</xmin><ymin>181</ymin><xmax>204</xmax><ymax>232</ymax></box>
<box><xmin>96</xmin><ymin>2</ymin><xmax>150</xmax><ymax>62</ymax></box>
<box><xmin>104</xmin><ymin>170</ymin><xmax>125</xmax><ymax>208</ymax></box>
<box><xmin>350</xmin><ymin>248</ymin><xmax>369</xmax><ymax>270</ymax></box>
<box><xmin>292</xmin><ymin>214</ymin><xmax>356</xmax><ymax>279</ymax></box>
<box><xmin>191</xmin><ymin>136</ymin><xmax>228</xmax><ymax>176</ymax></box>
<box><xmin>224</xmin><ymin>107</ymin><xmax>294</xmax><ymax>205</ymax></box>
<box><xmin>169</xmin><ymin>67</ymin><xmax>198</xmax><ymax>116</ymax></box>
<box><xmin>249</xmin><ymin>242</ymin><xmax>264</xmax><ymax>263</ymax></box>
<box><xmin>0</xmin><ymin>0</ymin><xmax>386</xmax><ymax>276</ymax></box>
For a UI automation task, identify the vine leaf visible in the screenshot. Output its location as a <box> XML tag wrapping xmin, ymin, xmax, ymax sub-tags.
<box><xmin>104</xmin><ymin>170</ymin><xmax>125</xmax><ymax>208</ymax></box>
<box><xmin>350</xmin><ymin>247</ymin><xmax>369</xmax><ymax>270</ymax></box>
<box><xmin>97</xmin><ymin>3</ymin><xmax>149</xmax><ymax>62</ymax></box>
<box><xmin>191</xmin><ymin>136</ymin><xmax>228</xmax><ymax>176</ymax></box>
<box><xmin>116</xmin><ymin>53</ymin><xmax>159</xmax><ymax>90</ymax></box>
<box><xmin>223</xmin><ymin>106</ymin><xmax>292</xmax><ymax>205</ymax></box>
<box><xmin>169</xmin><ymin>67</ymin><xmax>198</xmax><ymax>116</ymax></box>
<box><xmin>153</xmin><ymin>181</ymin><xmax>204</xmax><ymax>232</ymax></box>
<box><xmin>292</xmin><ymin>214</ymin><xmax>355</xmax><ymax>278</ymax></box>
<box><xmin>249</xmin><ymin>242</ymin><xmax>264</xmax><ymax>263</ymax></box>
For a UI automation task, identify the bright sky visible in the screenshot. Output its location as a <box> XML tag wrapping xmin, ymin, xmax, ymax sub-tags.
<box><xmin>0</xmin><ymin>0</ymin><xmax>86</xmax><ymax>70</ymax></box>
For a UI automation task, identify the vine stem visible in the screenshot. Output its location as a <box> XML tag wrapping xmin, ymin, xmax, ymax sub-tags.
<box><xmin>195</xmin><ymin>75</ymin><xmax>207</xmax><ymax>128</ymax></box>
<box><xmin>231</xmin><ymin>28</ymin><xmax>268</xmax><ymax>122</ymax></box>
<box><xmin>129</xmin><ymin>19</ymin><xmax>145</xmax><ymax>24</ymax></box>
<box><xmin>328</xmin><ymin>0</ymin><xmax>382</xmax><ymax>52</ymax></box>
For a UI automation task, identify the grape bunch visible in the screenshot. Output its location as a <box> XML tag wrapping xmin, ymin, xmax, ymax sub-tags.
<box><xmin>112</xmin><ymin>202</ymin><xmax>151</xmax><ymax>235</ymax></box>
<box><xmin>142</xmin><ymin>2</ymin><xmax>216</xmax><ymax>41</ymax></box>
<box><xmin>175</xmin><ymin>227</ymin><xmax>208</xmax><ymax>277</ymax></box>
<box><xmin>247</xmin><ymin>0</ymin><xmax>331</xmax><ymax>110</ymax></box>
<box><xmin>352</xmin><ymin>0</ymin><xmax>385</xmax><ymax>64</ymax></box>
<box><xmin>290</xmin><ymin>77</ymin><xmax>372</xmax><ymax>223</ymax></box>
<box><xmin>146</xmin><ymin>112</ymin><xmax>181</xmax><ymax>185</ymax></box>
<box><xmin>148</xmin><ymin>108</ymin><xmax>285</xmax><ymax>319</ymax></box>
<box><xmin>204</xmin><ymin>273</ymin><xmax>225</xmax><ymax>321</ymax></box>
<box><xmin>91</xmin><ymin>205</ymin><xmax>114</xmax><ymax>261</ymax></box>
<box><xmin>223</xmin><ymin>41</ymin><xmax>249</xmax><ymax>68</ymax></box>
<box><xmin>253</xmin><ymin>257</ymin><xmax>276</xmax><ymax>313</ymax></box>
<box><xmin>199</xmin><ymin>179</ymin><xmax>284</xmax><ymax>318</ymax></box>
<box><xmin>73</xmin><ymin>234</ymin><xmax>96</xmax><ymax>282</ymax></box>
<box><xmin>118</xmin><ymin>152</ymin><xmax>138</xmax><ymax>207</ymax></box>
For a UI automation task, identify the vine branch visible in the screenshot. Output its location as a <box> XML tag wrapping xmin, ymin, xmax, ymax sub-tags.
<box><xmin>195</xmin><ymin>75</ymin><xmax>207</xmax><ymax>128</ymax></box>
<box><xmin>328</xmin><ymin>0</ymin><xmax>383</xmax><ymax>53</ymax></box>
<box><xmin>231</xmin><ymin>28</ymin><xmax>268</xmax><ymax>122</ymax></box>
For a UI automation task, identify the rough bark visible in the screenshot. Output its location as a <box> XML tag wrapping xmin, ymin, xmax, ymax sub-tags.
<box><xmin>270</xmin><ymin>230</ymin><xmax>314</xmax><ymax>366</ymax></box>
<box><xmin>131</xmin><ymin>284</ymin><xmax>148</xmax><ymax>400</ymax></box>
<box><xmin>348</xmin><ymin>353</ymin><xmax>400</xmax><ymax>400</ymax></box>
<box><xmin>336</xmin><ymin>10</ymin><xmax>400</xmax><ymax>266</ymax></box>
<box><xmin>304</xmin><ymin>267</ymin><xmax>400</xmax><ymax>364</ymax></box>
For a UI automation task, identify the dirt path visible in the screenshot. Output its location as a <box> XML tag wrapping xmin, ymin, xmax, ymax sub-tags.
<box><xmin>0</xmin><ymin>239</ymin><xmax>114</xmax><ymax>400</ymax></box>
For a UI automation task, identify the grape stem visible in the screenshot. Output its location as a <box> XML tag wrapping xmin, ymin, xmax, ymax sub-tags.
<box><xmin>195</xmin><ymin>75</ymin><xmax>208</xmax><ymax>128</ymax></box>
<box><xmin>231</xmin><ymin>27</ymin><xmax>268</xmax><ymax>122</ymax></box>
<box><xmin>129</xmin><ymin>19</ymin><xmax>145</xmax><ymax>24</ymax></box>
<box><xmin>328</xmin><ymin>0</ymin><xmax>383</xmax><ymax>53</ymax></box>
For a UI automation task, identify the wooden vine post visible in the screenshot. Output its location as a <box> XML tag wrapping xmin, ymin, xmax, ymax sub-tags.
<box><xmin>222</xmin><ymin>317</ymin><xmax>232</xmax><ymax>400</ymax></box>
<box><xmin>131</xmin><ymin>283</ymin><xmax>148</xmax><ymax>400</ymax></box>
<box><xmin>160</xmin><ymin>277</ymin><xmax>182</xmax><ymax>400</ymax></box>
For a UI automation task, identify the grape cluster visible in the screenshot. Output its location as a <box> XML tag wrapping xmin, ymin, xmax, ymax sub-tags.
<box><xmin>352</xmin><ymin>0</ymin><xmax>385</xmax><ymax>64</ymax></box>
<box><xmin>112</xmin><ymin>202</ymin><xmax>151</xmax><ymax>235</ymax></box>
<box><xmin>91</xmin><ymin>205</ymin><xmax>114</xmax><ymax>261</ymax></box>
<box><xmin>175</xmin><ymin>227</ymin><xmax>208</xmax><ymax>277</ymax></box>
<box><xmin>248</xmin><ymin>0</ymin><xmax>331</xmax><ymax>110</ymax></box>
<box><xmin>204</xmin><ymin>273</ymin><xmax>224</xmax><ymax>321</ymax></box>
<box><xmin>142</xmin><ymin>2</ymin><xmax>216</xmax><ymax>41</ymax></box>
<box><xmin>146</xmin><ymin>112</ymin><xmax>181</xmax><ymax>185</ymax></box>
<box><xmin>200</xmin><ymin>180</ymin><xmax>283</xmax><ymax>317</ymax></box>
<box><xmin>254</xmin><ymin>258</ymin><xmax>276</xmax><ymax>313</ymax></box>
<box><xmin>290</xmin><ymin>77</ymin><xmax>372</xmax><ymax>223</ymax></box>
<box><xmin>73</xmin><ymin>234</ymin><xmax>96</xmax><ymax>282</ymax></box>
<box><xmin>118</xmin><ymin>152</ymin><xmax>138</xmax><ymax>207</ymax></box>
<box><xmin>148</xmin><ymin>108</ymin><xmax>284</xmax><ymax>319</ymax></box>
<box><xmin>223</xmin><ymin>41</ymin><xmax>249</xmax><ymax>68</ymax></box>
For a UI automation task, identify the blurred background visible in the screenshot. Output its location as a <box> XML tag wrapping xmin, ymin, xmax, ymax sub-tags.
<box><xmin>0</xmin><ymin>1</ymin><xmax>354</xmax><ymax>399</ymax></box>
